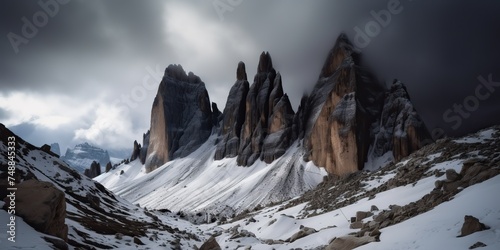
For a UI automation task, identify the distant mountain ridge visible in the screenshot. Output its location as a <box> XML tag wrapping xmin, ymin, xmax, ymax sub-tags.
<box><xmin>61</xmin><ymin>142</ymin><xmax>111</xmax><ymax>173</ymax></box>
<box><xmin>136</xmin><ymin>34</ymin><xmax>431</xmax><ymax>176</ymax></box>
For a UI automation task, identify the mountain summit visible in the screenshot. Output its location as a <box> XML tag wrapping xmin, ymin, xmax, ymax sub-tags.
<box><xmin>137</xmin><ymin>34</ymin><xmax>430</xmax><ymax>177</ymax></box>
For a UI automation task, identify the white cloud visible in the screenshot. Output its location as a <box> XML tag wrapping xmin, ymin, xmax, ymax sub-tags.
<box><xmin>74</xmin><ymin>103</ymin><xmax>138</xmax><ymax>150</ymax></box>
<box><xmin>0</xmin><ymin>92</ymin><xmax>93</xmax><ymax>129</ymax></box>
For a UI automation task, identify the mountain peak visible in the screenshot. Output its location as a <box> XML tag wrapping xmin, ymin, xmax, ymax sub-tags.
<box><xmin>236</xmin><ymin>61</ymin><xmax>247</xmax><ymax>81</ymax></box>
<box><xmin>320</xmin><ymin>33</ymin><xmax>357</xmax><ymax>78</ymax></box>
<box><xmin>164</xmin><ymin>64</ymin><xmax>201</xmax><ymax>83</ymax></box>
<box><xmin>257</xmin><ymin>51</ymin><xmax>273</xmax><ymax>73</ymax></box>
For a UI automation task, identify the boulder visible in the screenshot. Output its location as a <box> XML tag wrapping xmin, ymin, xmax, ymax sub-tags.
<box><xmin>350</xmin><ymin>221</ymin><xmax>363</xmax><ymax>229</ymax></box>
<box><xmin>199</xmin><ymin>236</ymin><xmax>221</xmax><ymax>250</ymax></box>
<box><xmin>133</xmin><ymin>236</ymin><xmax>145</xmax><ymax>245</ymax></box>
<box><xmin>3</xmin><ymin>180</ymin><xmax>67</xmax><ymax>241</ymax></box>
<box><xmin>325</xmin><ymin>235</ymin><xmax>376</xmax><ymax>250</ymax></box>
<box><xmin>446</xmin><ymin>169</ymin><xmax>461</xmax><ymax>182</ymax></box>
<box><xmin>356</xmin><ymin>211</ymin><xmax>373</xmax><ymax>222</ymax></box>
<box><xmin>460</xmin><ymin>215</ymin><xmax>489</xmax><ymax>237</ymax></box>
<box><xmin>287</xmin><ymin>226</ymin><xmax>317</xmax><ymax>242</ymax></box>
<box><xmin>469</xmin><ymin>241</ymin><xmax>487</xmax><ymax>249</ymax></box>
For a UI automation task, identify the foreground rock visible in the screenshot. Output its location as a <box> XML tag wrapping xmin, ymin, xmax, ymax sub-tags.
<box><xmin>199</xmin><ymin>236</ymin><xmax>221</xmax><ymax>250</ymax></box>
<box><xmin>325</xmin><ymin>235</ymin><xmax>376</xmax><ymax>250</ymax></box>
<box><xmin>3</xmin><ymin>180</ymin><xmax>68</xmax><ymax>241</ymax></box>
<box><xmin>460</xmin><ymin>215</ymin><xmax>489</xmax><ymax>237</ymax></box>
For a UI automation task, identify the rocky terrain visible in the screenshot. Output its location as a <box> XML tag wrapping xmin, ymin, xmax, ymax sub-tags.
<box><xmin>2</xmin><ymin>32</ymin><xmax>499</xmax><ymax>249</ymax></box>
<box><xmin>0</xmin><ymin>124</ymin><xmax>203</xmax><ymax>249</ymax></box>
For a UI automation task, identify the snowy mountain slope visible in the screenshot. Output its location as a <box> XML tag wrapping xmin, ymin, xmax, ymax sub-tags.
<box><xmin>96</xmin><ymin>136</ymin><xmax>327</xmax><ymax>217</ymax></box>
<box><xmin>186</xmin><ymin>126</ymin><xmax>500</xmax><ymax>249</ymax></box>
<box><xmin>0</xmin><ymin>124</ymin><xmax>204</xmax><ymax>249</ymax></box>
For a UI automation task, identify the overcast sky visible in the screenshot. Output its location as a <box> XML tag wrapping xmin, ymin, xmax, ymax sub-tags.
<box><xmin>1</xmin><ymin>0</ymin><xmax>499</xmax><ymax>157</ymax></box>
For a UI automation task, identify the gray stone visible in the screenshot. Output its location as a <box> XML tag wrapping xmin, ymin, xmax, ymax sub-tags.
<box><xmin>460</xmin><ymin>215</ymin><xmax>489</xmax><ymax>237</ymax></box>
<box><xmin>446</xmin><ymin>169</ymin><xmax>461</xmax><ymax>182</ymax></box>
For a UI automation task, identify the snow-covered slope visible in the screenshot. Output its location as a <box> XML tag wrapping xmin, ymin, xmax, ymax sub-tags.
<box><xmin>0</xmin><ymin>124</ymin><xmax>204</xmax><ymax>249</ymax></box>
<box><xmin>99</xmin><ymin>126</ymin><xmax>500</xmax><ymax>249</ymax></box>
<box><xmin>96</xmin><ymin>136</ymin><xmax>327</xmax><ymax>217</ymax></box>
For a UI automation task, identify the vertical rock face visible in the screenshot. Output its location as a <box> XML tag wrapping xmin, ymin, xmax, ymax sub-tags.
<box><xmin>215</xmin><ymin>54</ymin><xmax>296</xmax><ymax>165</ymax></box>
<box><xmin>370</xmin><ymin>80</ymin><xmax>431</xmax><ymax>161</ymax></box>
<box><xmin>304</xmin><ymin>34</ymin><xmax>385</xmax><ymax>176</ymax></box>
<box><xmin>237</xmin><ymin>52</ymin><xmax>281</xmax><ymax>166</ymax></box>
<box><xmin>130</xmin><ymin>140</ymin><xmax>141</xmax><ymax>162</ymax></box>
<box><xmin>139</xmin><ymin>131</ymin><xmax>150</xmax><ymax>165</ymax></box>
<box><xmin>145</xmin><ymin>65</ymin><xmax>213</xmax><ymax>172</ymax></box>
<box><xmin>134</xmin><ymin>34</ymin><xmax>430</xmax><ymax>176</ymax></box>
<box><xmin>261</xmin><ymin>74</ymin><xmax>295</xmax><ymax>163</ymax></box>
<box><xmin>214</xmin><ymin>62</ymin><xmax>249</xmax><ymax>160</ymax></box>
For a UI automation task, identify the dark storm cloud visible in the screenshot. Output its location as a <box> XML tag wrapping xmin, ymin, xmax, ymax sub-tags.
<box><xmin>0</xmin><ymin>0</ymin><xmax>168</xmax><ymax>93</ymax></box>
<box><xmin>1</xmin><ymin>0</ymin><xmax>499</xmax><ymax>154</ymax></box>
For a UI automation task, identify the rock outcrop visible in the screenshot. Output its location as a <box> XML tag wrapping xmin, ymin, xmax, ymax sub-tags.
<box><xmin>199</xmin><ymin>236</ymin><xmax>221</xmax><ymax>250</ymax></box>
<box><xmin>303</xmin><ymin>33</ymin><xmax>385</xmax><ymax>176</ymax></box>
<box><xmin>3</xmin><ymin>180</ymin><xmax>68</xmax><ymax>241</ymax></box>
<box><xmin>214</xmin><ymin>62</ymin><xmax>249</xmax><ymax>160</ymax></box>
<box><xmin>261</xmin><ymin>77</ymin><xmax>295</xmax><ymax>163</ymax></box>
<box><xmin>84</xmin><ymin>161</ymin><xmax>101</xmax><ymax>178</ymax></box>
<box><xmin>145</xmin><ymin>65</ymin><xmax>214</xmax><ymax>172</ymax></box>
<box><xmin>215</xmin><ymin>55</ymin><xmax>296</xmax><ymax>165</ymax></box>
<box><xmin>130</xmin><ymin>140</ymin><xmax>141</xmax><ymax>162</ymax></box>
<box><xmin>302</xmin><ymin>34</ymin><xmax>430</xmax><ymax>176</ymax></box>
<box><xmin>237</xmin><ymin>52</ymin><xmax>279</xmax><ymax>166</ymax></box>
<box><xmin>135</xmin><ymin>34</ymin><xmax>430</xmax><ymax>176</ymax></box>
<box><xmin>139</xmin><ymin>131</ymin><xmax>150</xmax><ymax>164</ymax></box>
<box><xmin>370</xmin><ymin>80</ymin><xmax>431</xmax><ymax>162</ymax></box>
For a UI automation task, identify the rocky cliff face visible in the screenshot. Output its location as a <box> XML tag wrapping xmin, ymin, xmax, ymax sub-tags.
<box><xmin>145</xmin><ymin>65</ymin><xmax>214</xmax><ymax>172</ymax></box>
<box><xmin>137</xmin><ymin>34</ymin><xmax>430</xmax><ymax>176</ymax></box>
<box><xmin>214</xmin><ymin>62</ymin><xmax>249</xmax><ymax>160</ymax></box>
<box><xmin>237</xmin><ymin>52</ymin><xmax>279</xmax><ymax>166</ymax></box>
<box><xmin>303</xmin><ymin>34</ymin><xmax>386</xmax><ymax>176</ymax></box>
<box><xmin>370</xmin><ymin>80</ymin><xmax>431</xmax><ymax>162</ymax></box>
<box><xmin>84</xmin><ymin>161</ymin><xmax>102</xmax><ymax>178</ymax></box>
<box><xmin>214</xmin><ymin>53</ymin><xmax>296</xmax><ymax>166</ymax></box>
<box><xmin>61</xmin><ymin>142</ymin><xmax>111</xmax><ymax>173</ymax></box>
